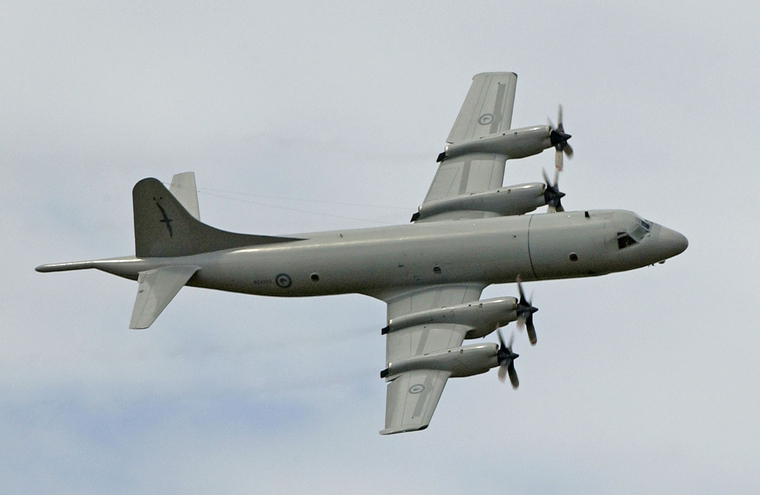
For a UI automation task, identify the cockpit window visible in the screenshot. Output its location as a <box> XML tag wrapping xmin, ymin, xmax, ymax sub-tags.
<box><xmin>617</xmin><ymin>218</ymin><xmax>652</xmax><ymax>249</ymax></box>
<box><xmin>630</xmin><ymin>218</ymin><xmax>651</xmax><ymax>242</ymax></box>
<box><xmin>617</xmin><ymin>232</ymin><xmax>637</xmax><ymax>249</ymax></box>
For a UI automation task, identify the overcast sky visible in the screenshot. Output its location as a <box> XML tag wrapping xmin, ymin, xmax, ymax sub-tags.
<box><xmin>2</xmin><ymin>1</ymin><xmax>759</xmax><ymax>494</ymax></box>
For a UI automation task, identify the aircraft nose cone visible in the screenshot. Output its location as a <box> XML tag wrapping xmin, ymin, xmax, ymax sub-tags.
<box><xmin>658</xmin><ymin>226</ymin><xmax>689</xmax><ymax>259</ymax></box>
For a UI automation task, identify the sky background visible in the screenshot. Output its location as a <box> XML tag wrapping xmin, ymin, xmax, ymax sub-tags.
<box><xmin>2</xmin><ymin>1</ymin><xmax>759</xmax><ymax>493</ymax></box>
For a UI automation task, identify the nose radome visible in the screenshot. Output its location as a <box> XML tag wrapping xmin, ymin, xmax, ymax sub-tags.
<box><xmin>658</xmin><ymin>226</ymin><xmax>689</xmax><ymax>259</ymax></box>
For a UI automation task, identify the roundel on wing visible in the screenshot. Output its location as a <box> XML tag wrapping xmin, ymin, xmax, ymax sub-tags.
<box><xmin>478</xmin><ymin>113</ymin><xmax>494</xmax><ymax>125</ymax></box>
<box><xmin>409</xmin><ymin>384</ymin><xmax>425</xmax><ymax>394</ymax></box>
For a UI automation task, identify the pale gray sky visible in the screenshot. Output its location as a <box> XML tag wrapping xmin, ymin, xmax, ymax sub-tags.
<box><xmin>2</xmin><ymin>1</ymin><xmax>759</xmax><ymax>493</ymax></box>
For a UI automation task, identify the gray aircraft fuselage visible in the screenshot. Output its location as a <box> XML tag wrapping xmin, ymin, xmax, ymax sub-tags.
<box><xmin>43</xmin><ymin>209</ymin><xmax>688</xmax><ymax>300</ymax></box>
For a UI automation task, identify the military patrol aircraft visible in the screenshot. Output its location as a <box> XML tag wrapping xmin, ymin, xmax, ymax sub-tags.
<box><xmin>37</xmin><ymin>73</ymin><xmax>688</xmax><ymax>434</ymax></box>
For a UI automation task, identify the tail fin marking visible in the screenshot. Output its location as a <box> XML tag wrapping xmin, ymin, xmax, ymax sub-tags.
<box><xmin>133</xmin><ymin>178</ymin><xmax>302</xmax><ymax>258</ymax></box>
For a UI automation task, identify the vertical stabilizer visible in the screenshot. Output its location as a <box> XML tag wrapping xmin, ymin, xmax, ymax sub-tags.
<box><xmin>133</xmin><ymin>178</ymin><xmax>301</xmax><ymax>258</ymax></box>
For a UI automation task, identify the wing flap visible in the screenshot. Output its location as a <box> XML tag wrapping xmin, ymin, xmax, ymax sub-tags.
<box><xmin>380</xmin><ymin>369</ymin><xmax>451</xmax><ymax>435</ymax></box>
<box><xmin>129</xmin><ymin>265</ymin><xmax>199</xmax><ymax>329</ymax></box>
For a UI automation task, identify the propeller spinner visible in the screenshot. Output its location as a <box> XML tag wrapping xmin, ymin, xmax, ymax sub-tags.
<box><xmin>542</xmin><ymin>168</ymin><xmax>565</xmax><ymax>213</ymax></box>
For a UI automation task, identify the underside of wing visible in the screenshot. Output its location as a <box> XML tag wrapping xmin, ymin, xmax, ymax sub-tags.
<box><xmin>419</xmin><ymin>73</ymin><xmax>518</xmax><ymax>218</ymax></box>
<box><xmin>423</xmin><ymin>154</ymin><xmax>506</xmax><ymax>205</ymax></box>
<box><xmin>381</xmin><ymin>369</ymin><xmax>451</xmax><ymax>435</ymax></box>
<box><xmin>447</xmin><ymin>72</ymin><xmax>518</xmax><ymax>144</ymax></box>
<box><xmin>378</xmin><ymin>284</ymin><xmax>484</xmax><ymax>434</ymax></box>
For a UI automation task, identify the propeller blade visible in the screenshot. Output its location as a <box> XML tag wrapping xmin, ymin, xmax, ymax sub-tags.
<box><xmin>542</xmin><ymin>168</ymin><xmax>551</xmax><ymax>185</ymax></box>
<box><xmin>507</xmin><ymin>362</ymin><xmax>519</xmax><ymax>389</ymax></box>
<box><xmin>564</xmin><ymin>142</ymin><xmax>574</xmax><ymax>158</ymax></box>
<box><xmin>549</xmin><ymin>104</ymin><xmax>572</xmax><ymax>171</ymax></box>
<box><xmin>496</xmin><ymin>329</ymin><xmax>519</xmax><ymax>387</ymax></box>
<box><xmin>515</xmin><ymin>276</ymin><xmax>538</xmax><ymax>345</ymax></box>
<box><xmin>526</xmin><ymin>316</ymin><xmax>537</xmax><ymax>346</ymax></box>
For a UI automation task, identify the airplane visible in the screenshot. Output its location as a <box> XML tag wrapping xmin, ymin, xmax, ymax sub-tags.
<box><xmin>36</xmin><ymin>72</ymin><xmax>688</xmax><ymax>435</ymax></box>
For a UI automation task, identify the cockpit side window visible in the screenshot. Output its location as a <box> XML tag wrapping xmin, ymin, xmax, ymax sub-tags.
<box><xmin>617</xmin><ymin>231</ymin><xmax>637</xmax><ymax>249</ymax></box>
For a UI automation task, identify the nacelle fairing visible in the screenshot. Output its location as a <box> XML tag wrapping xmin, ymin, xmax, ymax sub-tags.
<box><xmin>436</xmin><ymin>125</ymin><xmax>552</xmax><ymax>162</ymax></box>
<box><xmin>412</xmin><ymin>183</ymin><xmax>547</xmax><ymax>222</ymax></box>
<box><xmin>381</xmin><ymin>343</ymin><xmax>500</xmax><ymax>379</ymax></box>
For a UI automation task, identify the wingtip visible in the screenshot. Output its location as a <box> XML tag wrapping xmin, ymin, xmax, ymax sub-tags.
<box><xmin>379</xmin><ymin>424</ymin><xmax>428</xmax><ymax>435</ymax></box>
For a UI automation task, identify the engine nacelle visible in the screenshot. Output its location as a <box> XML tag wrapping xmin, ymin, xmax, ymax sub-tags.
<box><xmin>436</xmin><ymin>125</ymin><xmax>553</xmax><ymax>162</ymax></box>
<box><xmin>381</xmin><ymin>343</ymin><xmax>500</xmax><ymax>379</ymax></box>
<box><xmin>412</xmin><ymin>182</ymin><xmax>546</xmax><ymax>222</ymax></box>
<box><xmin>382</xmin><ymin>296</ymin><xmax>519</xmax><ymax>339</ymax></box>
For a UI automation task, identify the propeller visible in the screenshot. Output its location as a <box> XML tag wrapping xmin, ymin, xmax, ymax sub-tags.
<box><xmin>497</xmin><ymin>329</ymin><xmax>519</xmax><ymax>389</ymax></box>
<box><xmin>549</xmin><ymin>105</ymin><xmax>573</xmax><ymax>171</ymax></box>
<box><xmin>515</xmin><ymin>276</ymin><xmax>538</xmax><ymax>346</ymax></box>
<box><xmin>542</xmin><ymin>168</ymin><xmax>565</xmax><ymax>213</ymax></box>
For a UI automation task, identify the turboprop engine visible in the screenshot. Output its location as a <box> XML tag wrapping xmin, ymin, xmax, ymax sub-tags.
<box><xmin>436</xmin><ymin>125</ymin><xmax>554</xmax><ymax>163</ymax></box>
<box><xmin>382</xmin><ymin>279</ymin><xmax>538</xmax><ymax>342</ymax></box>
<box><xmin>412</xmin><ymin>183</ymin><xmax>546</xmax><ymax>222</ymax></box>
<box><xmin>411</xmin><ymin>174</ymin><xmax>566</xmax><ymax>222</ymax></box>
<box><xmin>381</xmin><ymin>329</ymin><xmax>522</xmax><ymax>388</ymax></box>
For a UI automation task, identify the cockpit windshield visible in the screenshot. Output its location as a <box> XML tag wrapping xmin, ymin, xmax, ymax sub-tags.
<box><xmin>630</xmin><ymin>218</ymin><xmax>651</xmax><ymax>242</ymax></box>
<box><xmin>617</xmin><ymin>217</ymin><xmax>651</xmax><ymax>249</ymax></box>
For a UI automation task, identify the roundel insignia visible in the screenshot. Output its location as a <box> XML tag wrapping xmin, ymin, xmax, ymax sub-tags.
<box><xmin>478</xmin><ymin>113</ymin><xmax>494</xmax><ymax>125</ymax></box>
<box><xmin>275</xmin><ymin>273</ymin><xmax>292</xmax><ymax>288</ymax></box>
<box><xmin>409</xmin><ymin>384</ymin><xmax>425</xmax><ymax>394</ymax></box>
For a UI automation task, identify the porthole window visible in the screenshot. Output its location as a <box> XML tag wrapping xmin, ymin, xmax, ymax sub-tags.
<box><xmin>310</xmin><ymin>273</ymin><xmax>320</xmax><ymax>282</ymax></box>
<box><xmin>569</xmin><ymin>253</ymin><xmax>579</xmax><ymax>262</ymax></box>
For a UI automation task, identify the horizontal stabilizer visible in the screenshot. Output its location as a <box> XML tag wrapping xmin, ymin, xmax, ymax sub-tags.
<box><xmin>129</xmin><ymin>265</ymin><xmax>199</xmax><ymax>329</ymax></box>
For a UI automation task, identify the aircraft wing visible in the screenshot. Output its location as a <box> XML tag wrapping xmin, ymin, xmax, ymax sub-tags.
<box><xmin>422</xmin><ymin>72</ymin><xmax>517</xmax><ymax>207</ymax></box>
<box><xmin>380</xmin><ymin>283</ymin><xmax>484</xmax><ymax>434</ymax></box>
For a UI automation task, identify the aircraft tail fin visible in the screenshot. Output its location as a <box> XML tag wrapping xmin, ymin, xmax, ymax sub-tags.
<box><xmin>133</xmin><ymin>177</ymin><xmax>301</xmax><ymax>258</ymax></box>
